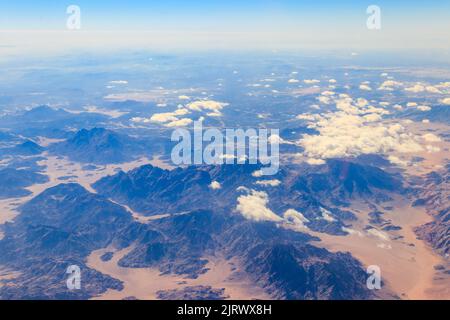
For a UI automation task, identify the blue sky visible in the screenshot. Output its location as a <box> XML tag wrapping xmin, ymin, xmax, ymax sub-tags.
<box><xmin>0</xmin><ymin>1</ymin><xmax>449</xmax><ymax>54</ymax></box>
<box><xmin>1</xmin><ymin>0</ymin><xmax>449</xmax><ymax>30</ymax></box>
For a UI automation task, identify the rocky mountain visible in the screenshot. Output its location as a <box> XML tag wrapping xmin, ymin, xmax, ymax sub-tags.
<box><xmin>94</xmin><ymin>160</ymin><xmax>403</xmax><ymax>235</ymax></box>
<box><xmin>0</xmin><ymin>181</ymin><xmax>375</xmax><ymax>300</ymax></box>
<box><xmin>289</xmin><ymin>159</ymin><xmax>404</xmax><ymax>205</ymax></box>
<box><xmin>2</xmin><ymin>140</ymin><xmax>45</xmax><ymax>156</ymax></box>
<box><xmin>414</xmin><ymin>163</ymin><xmax>450</xmax><ymax>257</ymax></box>
<box><xmin>0</xmin><ymin>183</ymin><xmax>132</xmax><ymax>299</ymax></box>
<box><xmin>50</xmin><ymin>127</ymin><xmax>150</xmax><ymax>164</ymax></box>
<box><xmin>0</xmin><ymin>106</ymin><xmax>110</xmax><ymax>134</ymax></box>
<box><xmin>0</xmin><ymin>168</ymin><xmax>48</xmax><ymax>199</ymax></box>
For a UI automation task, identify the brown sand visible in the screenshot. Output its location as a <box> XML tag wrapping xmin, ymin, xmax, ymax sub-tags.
<box><xmin>87</xmin><ymin>246</ymin><xmax>270</xmax><ymax>300</ymax></box>
<box><xmin>311</xmin><ymin>200</ymin><xmax>448</xmax><ymax>300</ymax></box>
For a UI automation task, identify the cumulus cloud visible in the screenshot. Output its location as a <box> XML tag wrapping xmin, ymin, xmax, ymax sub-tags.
<box><xmin>297</xmin><ymin>114</ymin><xmax>318</xmax><ymax>121</ymax></box>
<box><xmin>255</xmin><ymin>179</ymin><xmax>281</xmax><ymax>187</ymax></box>
<box><xmin>417</xmin><ymin>105</ymin><xmax>431</xmax><ymax>112</ymax></box>
<box><xmin>298</xmin><ymin>94</ymin><xmax>424</xmax><ymax>163</ymax></box>
<box><xmin>359</xmin><ymin>84</ymin><xmax>372</xmax><ymax>91</ymax></box>
<box><xmin>441</xmin><ymin>98</ymin><xmax>450</xmax><ymax>105</ymax></box>
<box><xmin>186</xmin><ymin>100</ymin><xmax>229</xmax><ymax>116</ymax></box>
<box><xmin>422</xmin><ymin>133</ymin><xmax>441</xmax><ymax>142</ymax></box>
<box><xmin>426</xmin><ymin>145</ymin><xmax>441</xmax><ymax>153</ymax></box>
<box><xmin>134</xmin><ymin>99</ymin><xmax>229</xmax><ymax>126</ymax></box>
<box><xmin>306</xmin><ymin>158</ymin><xmax>326</xmax><ymax>165</ymax></box>
<box><xmin>288</xmin><ymin>79</ymin><xmax>300</xmax><ymax>83</ymax></box>
<box><xmin>304</xmin><ymin>79</ymin><xmax>320</xmax><ymax>84</ymax></box>
<box><xmin>388</xmin><ymin>155</ymin><xmax>409</xmax><ymax>167</ymax></box>
<box><xmin>132</xmin><ymin>107</ymin><xmax>192</xmax><ymax>127</ymax></box>
<box><xmin>320</xmin><ymin>207</ymin><xmax>335</xmax><ymax>222</ymax></box>
<box><xmin>150</xmin><ymin>108</ymin><xmax>190</xmax><ymax>123</ymax></box>
<box><xmin>378</xmin><ymin>80</ymin><xmax>402</xmax><ymax>91</ymax></box>
<box><xmin>165</xmin><ymin>118</ymin><xmax>193</xmax><ymax>127</ymax></box>
<box><xmin>317</xmin><ymin>96</ymin><xmax>331</xmax><ymax>104</ymax></box>
<box><xmin>252</xmin><ymin>170</ymin><xmax>263</xmax><ymax>178</ymax></box>
<box><xmin>425</xmin><ymin>86</ymin><xmax>442</xmax><ymax>94</ymax></box>
<box><xmin>404</xmin><ymin>84</ymin><xmax>442</xmax><ymax>94</ymax></box>
<box><xmin>268</xmin><ymin>134</ymin><xmax>293</xmax><ymax>145</ymax></box>
<box><xmin>209</xmin><ymin>181</ymin><xmax>222</xmax><ymax>190</ymax></box>
<box><xmin>405</xmin><ymin>84</ymin><xmax>425</xmax><ymax>93</ymax></box>
<box><xmin>236</xmin><ymin>189</ymin><xmax>282</xmax><ymax>222</ymax></box>
<box><xmin>284</xmin><ymin>209</ymin><xmax>309</xmax><ymax>230</ymax></box>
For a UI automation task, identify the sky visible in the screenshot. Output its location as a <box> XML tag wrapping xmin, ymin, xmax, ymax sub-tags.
<box><xmin>0</xmin><ymin>1</ymin><xmax>449</xmax><ymax>55</ymax></box>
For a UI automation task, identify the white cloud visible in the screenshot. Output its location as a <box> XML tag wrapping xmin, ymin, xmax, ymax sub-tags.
<box><xmin>417</xmin><ymin>105</ymin><xmax>431</xmax><ymax>112</ymax></box>
<box><xmin>268</xmin><ymin>134</ymin><xmax>293</xmax><ymax>145</ymax></box>
<box><xmin>209</xmin><ymin>181</ymin><xmax>222</xmax><ymax>190</ymax></box>
<box><xmin>304</xmin><ymin>79</ymin><xmax>320</xmax><ymax>84</ymax></box>
<box><xmin>359</xmin><ymin>84</ymin><xmax>372</xmax><ymax>91</ymax></box>
<box><xmin>288</xmin><ymin>79</ymin><xmax>299</xmax><ymax>83</ymax></box>
<box><xmin>425</xmin><ymin>86</ymin><xmax>442</xmax><ymax>94</ymax></box>
<box><xmin>329</xmin><ymin>79</ymin><xmax>337</xmax><ymax>83</ymax></box>
<box><xmin>186</xmin><ymin>100</ymin><xmax>229</xmax><ymax>116</ymax></box>
<box><xmin>255</xmin><ymin>179</ymin><xmax>281</xmax><ymax>187</ymax></box>
<box><xmin>317</xmin><ymin>96</ymin><xmax>331</xmax><ymax>104</ymax></box>
<box><xmin>252</xmin><ymin>170</ymin><xmax>263</xmax><ymax>178</ymax></box>
<box><xmin>165</xmin><ymin>118</ymin><xmax>193</xmax><ymax>127</ymax></box>
<box><xmin>298</xmin><ymin>94</ymin><xmax>423</xmax><ymax>162</ymax></box>
<box><xmin>296</xmin><ymin>114</ymin><xmax>318</xmax><ymax>121</ymax></box>
<box><xmin>388</xmin><ymin>155</ymin><xmax>409</xmax><ymax>167</ymax></box>
<box><xmin>426</xmin><ymin>145</ymin><xmax>441</xmax><ymax>153</ymax></box>
<box><xmin>150</xmin><ymin>108</ymin><xmax>190</xmax><ymax>123</ymax></box>
<box><xmin>441</xmin><ymin>98</ymin><xmax>450</xmax><ymax>105</ymax></box>
<box><xmin>320</xmin><ymin>207</ymin><xmax>335</xmax><ymax>222</ymax></box>
<box><xmin>178</xmin><ymin>95</ymin><xmax>190</xmax><ymax>100</ymax></box>
<box><xmin>284</xmin><ymin>209</ymin><xmax>309</xmax><ymax>230</ymax></box>
<box><xmin>405</xmin><ymin>84</ymin><xmax>425</xmax><ymax>93</ymax></box>
<box><xmin>306</xmin><ymin>158</ymin><xmax>326</xmax><ymax>165</ymax></box>
<box><xmin>109</xmin><ymin>80</ymin><xmax>128</xmax><ymax>84</ymax></box>
<box><xmin>378</xmin><ymin>80</ymin><xmax>402</xmax><ymax>91</ymax></box>
<box><xmin>236</xmin><ymin>190</ymin><xmax>282</xmax><ymax>222</ymax></box>
<box><xmin>422</xmin><ymin>133</ymin><xmax>441</xmax><ymax>142</ymax></box>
